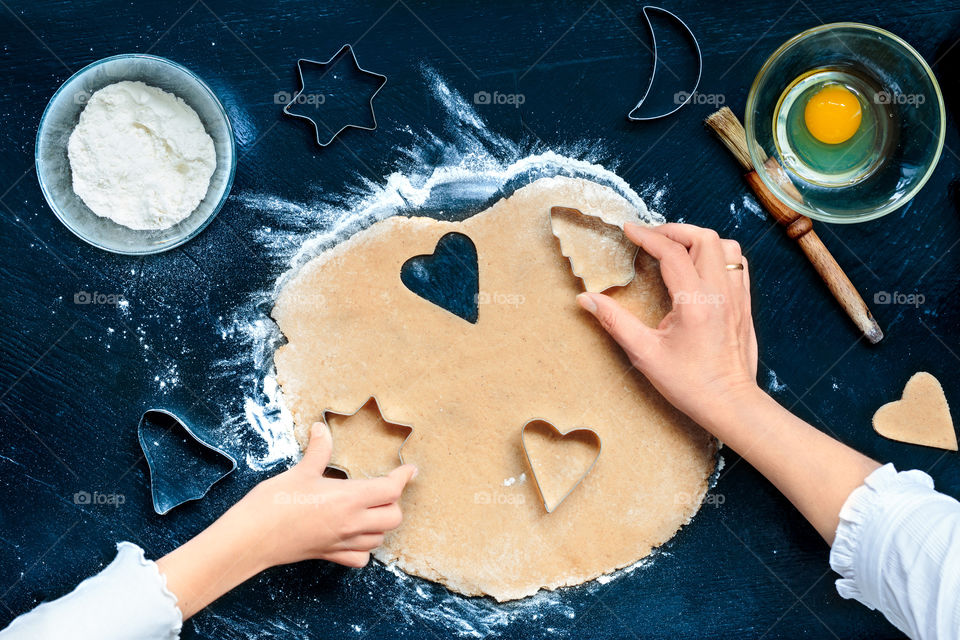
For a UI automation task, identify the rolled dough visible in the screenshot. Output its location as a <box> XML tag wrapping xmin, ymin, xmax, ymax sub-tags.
<box><xmin>273</xmin><ymin>176</ymin><xmax>717</xmax><ymax>601</ymax></box>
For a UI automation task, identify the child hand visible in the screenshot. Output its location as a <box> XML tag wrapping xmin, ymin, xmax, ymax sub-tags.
<box><xmin>157</xmin><ymin>424</ymin><xmax>416</xmax><ymax>620</ymax></box>
<box><xmin>243</xmin><ymin>422</ymin><xmax>417</xmax><ymax>569</ymax></box>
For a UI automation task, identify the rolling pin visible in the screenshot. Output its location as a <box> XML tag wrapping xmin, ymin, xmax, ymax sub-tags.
<box><xmin>705</xmin><ymin>107</ymin><xmax>883</xmax><ymax>344</ymax></box>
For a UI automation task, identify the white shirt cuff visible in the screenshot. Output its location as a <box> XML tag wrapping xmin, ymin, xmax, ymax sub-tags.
<box><xmin>830</xmin><ymin>463</ymin><xmax>960</xmax><ymax>640</ymax></box>
<box><xmin>1</xmin><ymin>542</ymin><xmax>182</xmax><ymax>640</ymax></box>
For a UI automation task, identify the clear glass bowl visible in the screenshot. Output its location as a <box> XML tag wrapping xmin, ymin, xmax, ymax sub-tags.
<box><xmin>36</xmin><ymin>54</ymin><xmax>236</xmax><ymax>254</ymax></box>
<box><xmin>745</xmin><ymin>23</ymin><xmax>945</xmax><ymax>224</ymax></box>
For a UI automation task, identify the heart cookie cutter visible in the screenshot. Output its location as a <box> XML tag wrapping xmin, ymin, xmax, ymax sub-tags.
<box><xmin>321</xmin><ymin>396</ymin><xmax>414</xmax><ymax>478</ymax></box>
<box><xmin>282</xmin><ymin>44</ymin><xmax>387</xmax><ymax>147</ymax></box>
<box><xmin>550</xmin><ymin>206</ymin><xmax>639</xmax><ymax>291</ymax></box>
<box><xmin>521</xmin><ymin>419</ymin><xmax>602</xmax><ymax>513</ymax></box>
<box><xmin>138</xmin><ymin>409</ymin><xmax>237</xmax><ymax>515</ymax></box>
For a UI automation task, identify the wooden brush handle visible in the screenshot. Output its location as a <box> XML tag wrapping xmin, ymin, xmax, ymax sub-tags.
<box><xmin>744</xmin><ymin>171</ymin><xmax>884</xmax><ymax>344</ymax></box>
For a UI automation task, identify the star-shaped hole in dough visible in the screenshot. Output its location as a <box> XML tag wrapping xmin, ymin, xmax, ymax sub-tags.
<box><xmin>324</xmin><ymin>397</ymin><xmax>413</xmax><ymax>478</ymax></box>
<box><xmin>282</xmin><ymin>45</ymin><xmax>387</xmax><ymax>147</ymax></box>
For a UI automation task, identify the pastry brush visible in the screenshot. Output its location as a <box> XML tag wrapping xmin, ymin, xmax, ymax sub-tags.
<box><xmin>705</xmin><ymin>107</ymin><xmax>883</xmax><ymax>344</ymax></box>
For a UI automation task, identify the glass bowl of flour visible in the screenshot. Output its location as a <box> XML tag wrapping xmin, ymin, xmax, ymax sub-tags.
<box><xmin>36</xmin><ymin>54</ymin><xmax>236</xmax><ymax>254</ymax></box>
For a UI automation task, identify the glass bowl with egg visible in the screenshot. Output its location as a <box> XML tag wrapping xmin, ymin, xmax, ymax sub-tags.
<box><xmin>36</xmin><ymin>54</ymin><xmax>236</xmax><ymax>254</ymax></box>
<box><xmin>745</xmin><ymin>23</ymin><xmax>945</xmax><ymax>223</ymax></box>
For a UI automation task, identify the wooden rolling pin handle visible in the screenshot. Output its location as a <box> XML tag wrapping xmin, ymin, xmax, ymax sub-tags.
<box><xmin>795</xmin><ymin>230</ymin><xmax>883</xmax><ymax>344</ymax></box>
<box><xmin>745</xmin><ymin>169</ymin><xmax>802</xmax><ymax>226</ymax></box>
<box><xmin>743</xmin><ymin>171</ymin><xmax>884</xmax><ymax>344</ymax></box>
<box><xmin>785</xmin><ymin>216</ymin><xmax>813</xmax><ymax>241</ymax></box>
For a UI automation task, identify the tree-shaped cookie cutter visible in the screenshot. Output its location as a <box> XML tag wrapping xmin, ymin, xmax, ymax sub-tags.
<box><xmin>550</xmin><ymin>206</ymin><xmax>639</xmax><ymax>291</ymax></box>
<box><xmin>521</xmin><ymin>418</ymin><xmax>602</xmax><ymax>514</ymax></box>
<box><xmin>321</xmin><ymin>396</ymin><xmax>414</xmax><ymax>478</ymax></box>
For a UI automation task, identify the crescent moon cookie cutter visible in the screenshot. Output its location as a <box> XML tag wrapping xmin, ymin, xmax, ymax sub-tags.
<box><xmin>138</xmin><ymin>409</ymin><xmax>237</xmax><ymax>515</ymax></box>
<box><xmin>549</xmin><ymin>206</ymin><xmax>639</xmax><ymax>292</ymax></box>
<box><xmin>282</xmin><ymin>44</ymin><xmax>387</xmax><ymax>147</ymax></box>
<box><xmin>319</xmin><ymin>396</ymin><xmax>415</xmax><ymax>478</ymax></box>
<box><xmin>521</xmin><ymin>419</ymin><xmax>603</xmax><ymax>514</ymax></box>
<box><xmin>627</xmin><ymin>5</ymin><xmax>703</xmax><ymax>121</ymax></box>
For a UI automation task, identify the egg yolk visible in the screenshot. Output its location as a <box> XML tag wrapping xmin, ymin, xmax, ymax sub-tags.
<box><xmin>803</xmin><ymin>85</ymin><xmax>862</xmax><ymax>144</ymax></box>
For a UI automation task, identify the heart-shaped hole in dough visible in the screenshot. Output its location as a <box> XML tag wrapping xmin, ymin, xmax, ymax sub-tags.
<box><xmin>400</xmin><ymin>232</ymin><xmax>480</xmax><ymax>323</ymax></box>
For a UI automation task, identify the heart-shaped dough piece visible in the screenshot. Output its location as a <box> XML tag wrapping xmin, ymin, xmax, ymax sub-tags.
<box><xmin>873</xmin><ymin>372</ymin><xmax>958</xmax><ymax>451</ymax></box>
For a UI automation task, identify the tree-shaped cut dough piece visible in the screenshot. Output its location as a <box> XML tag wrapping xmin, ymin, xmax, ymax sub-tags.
<box><xmin>550</xmin><ymin>206</ymin><xmax>639</xmax><ymax>292</ymax></box>
<box><xmin>873</xmin><ymin>372</ymin><xmax>958</xmax><ymax>451</ymax></box>
<box><xmin>324</xmin><ymin>397</ymin><xmax>413</xmax><ymax>478</ymax></box>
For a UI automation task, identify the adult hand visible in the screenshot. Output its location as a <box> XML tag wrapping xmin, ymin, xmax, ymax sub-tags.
<box><xmin>577</xmin><ymin>222</ymin><xmax>760</xmax><ymax>427</ymax></box>
<box><xmin>578</xmin><ymin>222</ymin><xmax>883</xmax><ymax>546</ymax></box>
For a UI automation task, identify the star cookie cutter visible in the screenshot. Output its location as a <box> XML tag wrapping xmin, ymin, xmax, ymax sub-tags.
<box><xmin>282</xmin><ymin>44</ymin><xmax>387</xmax><ymax>147</ymax></box>
<box><xmin>138</xmin><ymin>409</ymin><xmax>237</xmax><ymax>515</ymax></box>
<box><xmin>550</xmin><ymin>206</ymin><xmax>639</xmax><ymax>291</ymax></box>
<box><xmin>626</xmin><ymin>6</ymin><xmax>703</xmax><ymax>121</ymax></box>
<box><xmin>321</xmin><ymin>396</ymin><xmax>414</xmax><ymax>478</ymax></box>
<box><xmin>521</xmin><ymin>419</ymin><xmax>602</xmax><ymax>513</ymax></box>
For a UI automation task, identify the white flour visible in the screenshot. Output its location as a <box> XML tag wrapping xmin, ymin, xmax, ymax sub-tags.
<box><xmin>68</xmin><ymin>81</ymin><xmax>216</xmax><ymax>230</ymax></box>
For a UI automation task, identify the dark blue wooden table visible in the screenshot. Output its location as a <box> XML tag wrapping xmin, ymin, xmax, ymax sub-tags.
<box><xmin>2</xmin><ymin>1</ymin><xmax>959</xmax><ymax>638</ymax></box>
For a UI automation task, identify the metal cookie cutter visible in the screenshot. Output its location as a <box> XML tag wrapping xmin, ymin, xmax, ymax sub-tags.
<box><xmin>550</xmin><ymin>206</ymin><xmax>639</xmax><ymax>292</ymax></box>
<box><xmin>283</xmin><ymin>44</ymin><xmax>387</xmax><ymax>147</ymax></box>
<box><xmin>521</xmin><ymin>419</ymin><xmax>602</xmax><ymax>513</ymax></box>
<box><xmin>138</xmin><ymin>409</ymin><xmax>237</xmax><ymax>515</ymax></box>
<box><xmin>321</xmin><ymin>396</ymin><xmax>414</xmax><ymax>478</ymax></box>
<box><xmin>627</xmin><ymin>5</ymin><xmax>703</xmax><ymax>121</ymax></box>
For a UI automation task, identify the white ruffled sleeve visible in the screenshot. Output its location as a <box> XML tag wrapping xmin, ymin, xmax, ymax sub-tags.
<box><xmin>0</xmin><ymin>542</ymin><xmax>182</xmax><ymax>640</ymax></box>
<box><xmin>830</xmin><ymin>463</ymin><xmax>960</xmax><ymax>640</ymax></box>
